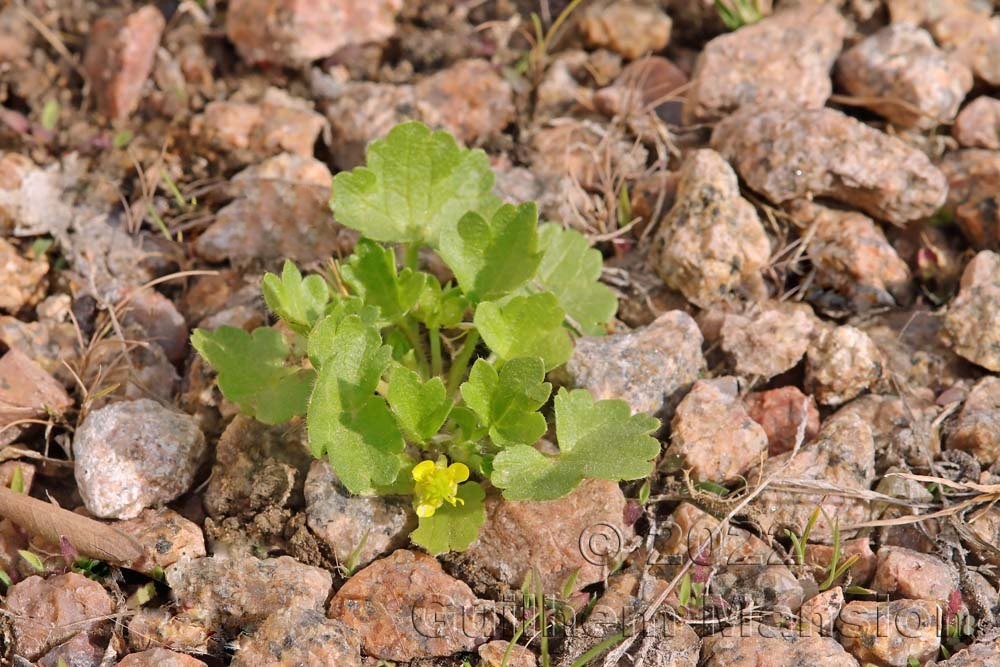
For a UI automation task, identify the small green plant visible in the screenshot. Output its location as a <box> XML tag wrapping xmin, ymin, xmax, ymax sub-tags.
<box><xmin>193</xmin><ymin>122</ymin><xmax>660</xmax><ymax>554</ymax></box>
<box><xmin>714</xmin><ymin>0</ymin><xmax>763</xmax><ymax>30</ymax></box>
<box><xmin>786</xmin><ymin>507</ymin><xmax>859</xmax><ymax>590</ymax></box>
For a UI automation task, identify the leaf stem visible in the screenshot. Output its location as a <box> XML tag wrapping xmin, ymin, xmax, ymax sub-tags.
<box><xmin>399</xmin><ymin>318</ymin><xmax>430</xmax><ymax>377</ymax></box>
<box><xmin>446</xmin><ymin>330</ymin><xmax>480</xmax><ymax>396</ymax></box>
<box><xmin>404</xmin><ymin>243</ymin><xmax>420</xmax><ymax>271</ymax></box>
<box><xmin>430</xmin><ymin>326</ymin><xmax>443</xmax><ymax>378</ymax></box>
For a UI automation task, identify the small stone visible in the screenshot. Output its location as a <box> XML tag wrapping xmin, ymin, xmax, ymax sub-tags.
<box><xmin>478</xmin><ymin>640</ymin><xmax>537</xmax><ymax>667</ymax></box>
<box><xmin>226</xmin><ymin>0</ymin><xmax>402</xmax><ymax>66</ymax></box>
<box><xmin>835</xmin><ymin>393</ymin><xmax>940</xmax><ymax>474</ymax></box>
<box><xmin>117</xmin><ymin>648</ymin><xmax>207</xmax><ymax>667</ymax></box>
<box><xmin>932</xmin><ymin>8</ymin><xmax>1000</xmax><ymax>85</ymax></box>
<box><xmin>798</xmin><ymin>587</ymin><xmax>844</xmax><ymax>636</ymax></box>
<box><xmin>744</xmin><ymin>387</ymin><xmax>820</xmax><ymax>457</ymax></box>
<box><xmin>749</xmin><ymin>413</ymin><xmax>875</xmax><ymax>542</ymax></box>
<box><xmin>938</xmin><ymin>636</ymin><xmax>1000</xmax><ymax>666</ymax></box>
<box><xmin>593</xmin><ymin>56</ymin><xmax>687</xmax><ymax>120</ymax></box>
<box><xmin>204</xmin><ymin>415</ymin><xmax>312</xmax><ymax>520</ymax></box>
<box><xmin>127</xmin><ymin>608</ymin><xmax>211</xmax><ymax>654</ymax></box>
<box><xmin>685</xmin><ymin>4</ymin><xmax>846</xmax><ymax>123</ymax></box>
<box><xmin>712</xmin><ymin>106</ymin><xmax>948</xmax><ymax>225</ymax></box>
<box><xmin>0</xmin><ymin>237</ymin><xmax>46</xmax><ymax>312</ymax></box>
<box><xmin>862</xmin><ymin>310</ymin><xmax>969</xmax><ymax>394</ymax></box>
<box><xmin>836</xmin><ymin>23</ymin><xmax>972</xmax><ymax>129</ymax></box>
<box><xmin>665</xmin><ymin>377</ymin><xmax>769</xmax><ymax>483</ymax></box>
<box><xmin>791</xmin><ymin>200</ymin><xmax>913</xmax><ymax>311</ymax></box>
<box><xmin>938</xmin><ymin>149</ymin><xmax>1000</xmax><ymax>250</ymax></box>
<box><xmin>304</xmin><ymin>459</ymin><xmax>415</xmax><ymax>570</ymax></box>
<box><xmin>120</xmin><ymin>287</ymin><xmax>188</xmax><ymax>363</ymax></box>
<box><xmin>578</xmin><ymin>1</ymin><xmax>671</xmax><ymax>60</ymax></box>
<box><xmin>652</xmin><ymin>149</ymin><xmax>770</xmax><ymax>307</ymax></box>
<box><xmin>83</xmin><ymin>6</ymin><xmax>165</xmax><ymax>120</ymax></box>
<box><xmin>194</xmin><ymin>89</ymin><xmax>325</xmax><ymax>161</ymax></box>
<box><xmin>73</xmin><ymin>399</ymin><xmax>206</xmax><ymax>519</ymax></box>
<box><xmin>566</xmin><ymin>310</ymin><xmax>706</xmax><ymax>417</ymax></box>
<box><xmin>719</xmin><ymin>302</ymin><xmax>817</xmax><ymax>379</ymax></box>
<box><xmin>838</xmin><ymin>599</ymin><xmax>941</xmax><ymax>665</ymax></box>
<box><xmin>0</xmin><ymin>348</ymin><xmax>73</xmax><ymax>447</ymax></box>
<box><xmin>112</xmin><ymin>508</ymin><xmax>206</xmax><ymax>576</ymax></box>
<box><xmin>871</xmin><ymin>546</ymin><xmax>958</xmax><ymax>603</ymax></box>
<box><xmin>319</xmin><ymin>82</ymin><xmax>417</xmax><ymax>170</ymax></box>
<box><xmin>0</xmin><ymin>153</ymin><xmax>74</xmax><ymax>236</ymax></box>
<box><xmin>0</xmin><ymin>315</ymin><xmax>78</xmax><ymax>384</ymax></box>
<box><xmin>954</xmin><ymin>97</ymin><xmax>1000</xmax><ymax>149</ymax></box>
<box><xmin>329</xmin><ymin>550</ymin><xmax>494</xmax><ymax>661</ymax></box>
<box><xmin>5</xmin><ymin>573</ymin><xmax>113</xmax><ymax>661</ymax></box>
<box><xmin>231</xmin><ymin>607</ymin><xmax>361</xmax><ymax>667</ymax></box>
<box><xmin>804</xmin><ymin>538</ymin><xmax>877</xmax><ymax>588</ymax></box>
<box><xmin>944</xmin><ymin>250</ymin><xmax>1000</xmax><ymax>370</ymax></box>
<box><xmin>700</xmin><ymin>621</ymin><xmax>860</xmax><ymax>666</ymax></box>
<box><xmin>195</xmin><ymin>154</ymin><xmax>346</xmax><ymax>264</ymax></box>
<box><xmin>948</xmin><ymin>376</ymin><xmax>1000</xmax><ymax>464</ymax></box>
<box><xmin>414</xmin><ymin>59</ymin><xmax>515</xmax><ymax>146</ymax></box>
<box><xmin>464</xmin><ymin>479</ymin><xmax>633</xmax><ymax>594</ymax></box>
<box><xmin>805</xmin><ymin>325</ymin><xmax>884</xmax><ymax>407</ymax></box>
<box><xmin>168</xmin><ymin>555</ymin><xmax>331</xmax><ymax>631</ymax></box>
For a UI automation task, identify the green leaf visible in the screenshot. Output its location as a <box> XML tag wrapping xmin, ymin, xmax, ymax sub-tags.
<box><xmin>387</xmin><ymin>365</ymin><xmax>453</xmax><ymax>444</ymax></box>
<box><xmin>0</xmin><ymin>568</ymin><xmax>10</xmax><ymax>587</ymax></box>
<box><xmin>460</xmin><ymin>358</ymin><xmax>550</xmax><ymax>447</ymax></box>
<box><xmin>41</xmin><ymin>99</ymin><xmax>60</xmax><ymax>130</ymax></box>
<box><xmin>306</xmin><ymin>315</ymin><xmax>404</xmax><ymax>493</ymax></box>
<box><xmin>191</xmin><ymin>326</ymin><xmax>314</xmax><ymax>424</ymax></box>
<box><xmin>306</xmin><ymin>298</ymin><xmax>380</xmax><ymax>365</ymax></box>
<box><xmin>340</xmin><ymin>239</ymin><xmax>427</xmax><ymax>324</ymax></box>
<box><xmin>535</xmin><ymin>224</ymin><xmax>618</xmax><ymax>335</ymax></box>
<box><xmin>491</xmin><ymin>388</ymin><xmax>660</xmax><ymax>500</ymax></box>
<box><xmin>9</xmin><ymin>466</ymin><xmax>24</xmax><ymax>494</ymax></box>
<box><xmin>19</xmin><ymin>550</ymin><xmax>45</xmax><ymax>573</ymax></box>
<box><xmin>410</xmin><ymin>482</ymin><xmax>486</xmax><ymax>555</ymax></box>
<box><xmin>413</xmin><ymin>277</ymin><xmax>468</xmax><ymax>330</ymax></box>
<box><xmin>474</xmin><ymin>293</ymin><xmax>572</xmax><ymax>371</ymax></box>
<box><xmin>331</xmin><ymin>121</ymin><xmax>499</xmax><ymax>246</ymax></box>
<box><xmin>262</xmin><ymin>260</ymin><xmax>330</xmax><ymax>333</ymax></box>
<box><xmin>439</xmin><ymin>202</ymin><xmax>542</xmax><ymax>303</ymax></box>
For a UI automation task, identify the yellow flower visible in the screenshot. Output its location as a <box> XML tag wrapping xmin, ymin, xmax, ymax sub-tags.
<box><xmin>412</xmin><ymin>458</ymin><xmax>469</xmax><ymax>518</ymax></box>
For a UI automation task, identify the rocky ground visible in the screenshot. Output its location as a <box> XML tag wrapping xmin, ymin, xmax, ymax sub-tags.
<box><xmin>1</xmin><ymin>0</ymin><xmax>1000</xmax><ymax>665</ymax></box>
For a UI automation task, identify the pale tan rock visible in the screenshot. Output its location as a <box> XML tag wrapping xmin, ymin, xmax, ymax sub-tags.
<box><xmin>652</xmin><ymin>149</ymin><xmax>770</xmax><ymax>307</ymax></box>
<box><xmin>944</xmin><ymin>250</ymin><xmax>1000</xmax><ymax>370</ymax></box>
<box><xmin>838</xmin><ymin>600</ymin><xmax>941</xmax><ymax>665</ymax></box>
<box><xmin>798</xmin><ymin>587</ymin><xmax>844</xmax><ymax>637</ymax></box>
<box><xmin>579</xmin><ymin>1</ymin><xmax>671</xmax><ymax>60</ymax></box>
<box><xmin>329</xmin><ymin>550</ymin><xmax>493</xmax><ymax>661</ymax></box>
<box><xmin>231</xmin><ymin>607</ymin><xmax>361</xmax><ymax>667</ymax></box>
<box><xmin>948</xmin><ymin>376</ymin><xmax>1000</xmax><ymax>464</ymax></box>
<box><xmin>127</xmin><ymin>608</ymin><xmax>210</xmax><ymax>654</ymax></box>
<box><xmin>465</xmin><ymin>479</ymin><xmax>633</xmax><ymax>594</ymax></box>
<box><xmin>685</xmin><ymin>4</ymin><xmax>846</xmax><ymax>123</ymax></box>
<box><xmin>5</xmin><ymin>573</ymin><xmax>113</xmax><ymax>661</ymax></box>
<box><xmin>567</xmin><ymin>310</ymin><xmax>705</xmax><ymax>417</ymax></box>
<box><xmin>83</xmin><ymin>6</ymin><xmax>165</xmax><ymax>120</ymax></box>
<box><xmin>938</xmin><ymin>149</ymin><xmax>1000</xmax><ymax>250</ymax></box>
<box><xmin>712</xmin><ymin>106</ymin><xmax>948</xmax><ymax>225</ymax></box>
<box><xmin>805</xmin><ymin>325</ymin><xmax>884</xmax><ymax>407</ymax></box>
<box><xmin>836</xmin><ymin>23</ymin><xmax>972</xmax><ymax>129</ymax></box>
<box><xmin>414</xmin><ymin>59</ymin><xmax>515</xmax><ymax>145</ymax></box>
<box><xmin>932</xmin><ymin>8</ymin><xmax>1000</xmax><ymax>85</ymax></box>
<box><xmin>320</xmin><ymin>82</ymin><xmax>417</xmax><ymax>170</ymax></box>
<box><xmin>720</xmin><ymin>302</ymin><xmax>817</xmax><ymax>378</ymax></box>
<box><xmin>665</xmin><ymin>377</ymin><xmax>769</xmax><ymax>483</ymax></box>
<box><xmin>954</xmin><ymin>97</ymin><xmax>1000</xmax><ymax>149</ymax></box>
<box><xmin>871</xmin><ymin>546</ymin><xmax>959</xmax><ymax>603</ymax></box>
<box><xmin>479</xmin><ymin>640</ymin><xmax>537</xmax><ymax>667</ymax></box>
<box><xmin>112</xmin><ymin>508</ymin><xmax>206</xmax><ymax>576</ymax></box>
<box><xmin>226</xmin><ymin>0</ymin><xmax>402</xmax><ymax>66</ymax></box>
<box><xmin>117</xmin><ymin>648</ymin><xmax>207</xmax><ymax>667</ymax></box>
<box><xmin>744</xmin><ymin>387</ymin><xmax>820</xmax><ymax>457</ymax></box>
<box><xmin>0</xmin><ymin>237</ymin><xmax>46</xmax><ymax>312</ymax></box>
<box><xmin>700</xmin><ymin>621</ymin><xmax>860</xmax><ymax>666</ymax></box>
<box><xmin>0</xmin><ymin>348</ymin><xmax>72</xmax><ymax>447</ymax></box>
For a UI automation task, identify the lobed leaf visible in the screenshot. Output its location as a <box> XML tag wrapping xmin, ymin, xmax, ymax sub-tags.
<box><xmin>387</xmin><ymin>365</ymin><xmax>453</xmax><ymax>444</ymax></box>
<box><xmin>474</xmin><ymin>293</ymin><xmax>572</xmax><ymax>371</ymax></box>
<box><xmin>490</xmin><ymin>388</ymin><xmax>660</xmax><ymax>500</ymax></box>
<box><xmin>306</xmin><ymin>315</ymin><xmax>404</xmax><ymax>494</ymax></box>
<box><xmin>262</xmin><ymin>260</ymin><xmax>330</xmax><ymax>333</ymax></box>
<box><xmin>439</xmin><ymin>202</ymin><xmax>542</xmax><ymax>303</ymax></box>
<box><xmin>340</xmin><ymin>239</ymin><xmax>426</xmax><ymax>324</ymax></box>
<box><xmin>460</xmin><ymin>357</ymin><xmax>550</xmax><ymax>448</ymax></box>
<box><xmin>409</xmin><ymin>482</ymin><xmax>486</xmax><ymax>555</ymax></box>
<box><xmin>191</xmin><ymin>326</ymin><xmax>313</xmax><ymax>425</ymax></box>
<box><xmin>331</xmin><ymin>121</ymin><xmax>500</xmax><ymax>246</ymax></box>
<box><xmin>535</xmin><ymin>224</ymin><xmax>618</xmax><ymax>335</ymax></box>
